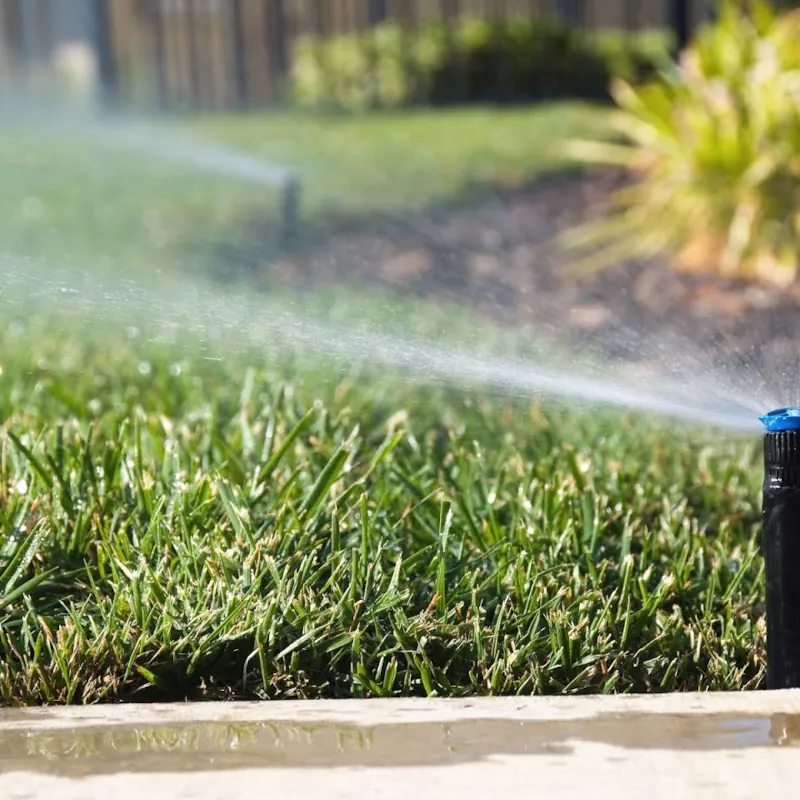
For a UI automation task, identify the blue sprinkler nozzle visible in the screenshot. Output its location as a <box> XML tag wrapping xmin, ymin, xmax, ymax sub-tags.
<box><xmin>760</xmin><ymin>408</ymin><xmax>800</xmax><ymax>432</ymax></box>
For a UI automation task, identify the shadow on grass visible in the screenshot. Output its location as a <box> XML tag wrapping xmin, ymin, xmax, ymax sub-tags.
<box><xmin>189</xmin><ymin>165</ymin><xmax>591</xmax><ymax>286</ymax></box>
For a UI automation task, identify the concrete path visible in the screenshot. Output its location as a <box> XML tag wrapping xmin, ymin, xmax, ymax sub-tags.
<box><xmin>2</xmin><ymin>691</ymin><xmax>800</xmax><ymax>799</ymax></box>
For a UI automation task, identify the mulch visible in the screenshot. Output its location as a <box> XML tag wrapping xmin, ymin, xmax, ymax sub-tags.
<box><xmin>216</xmin><ymin>168</ymin><xmax>800</xmax><ymax>378</ymax></box>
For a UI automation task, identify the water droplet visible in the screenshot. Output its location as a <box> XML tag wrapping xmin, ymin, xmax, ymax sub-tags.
<box><xmin>21</xmin><ymin>196</ymin><xmax>43</xmax><ymax>219</ymax></box>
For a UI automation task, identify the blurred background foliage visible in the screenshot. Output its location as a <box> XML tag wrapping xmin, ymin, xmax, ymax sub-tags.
<box><xmin>290</xmin><ymin>17</ymin><xmax>672</xmax><ymax>112</ymax></box>
<box><xmin>564</xmin><ymin>0</ymin><xmax>800</xmax><ymax>283</ymax></box>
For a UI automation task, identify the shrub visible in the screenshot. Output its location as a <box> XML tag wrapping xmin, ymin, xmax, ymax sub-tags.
<box><xmin>290</xmin><ymin>17</ymin><xmax>669</xmax><ymax>113</ymax></box>
<box><xmin>563</xmin><ymin>0</ymin><xmax>800</xmax><ymax>284</ymax></box>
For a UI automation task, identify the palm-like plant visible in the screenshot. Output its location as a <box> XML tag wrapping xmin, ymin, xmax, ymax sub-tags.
<box><xmin>563</xmin><ymin>0</ymin><xmax>800</xmax><ymax>284</ymax></box>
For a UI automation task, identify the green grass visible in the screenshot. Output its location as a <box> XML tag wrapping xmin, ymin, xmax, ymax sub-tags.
<box><xmin>0</xmin><ymin>103</ymin><xmax>608</xmax><ymax>268</ymax></box>
<box><xmin>0</xmin><ymin>102</ymin><xmax>768</xmax><ymax>704</ymax></box>
<box><xmin>192</xmin><ymin>103</ymin><xmax>609</xmax><ymax>212</ymax></box>
<box><xmin>0</xmin><ymin>301</ymin><xmax>765</xmax><ymax>704</ymax></box>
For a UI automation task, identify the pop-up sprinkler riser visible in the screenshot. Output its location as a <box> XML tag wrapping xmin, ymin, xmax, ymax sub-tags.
<box><xmin>761</xmin><ymin>408</ymin><xmax>800</xmax><ymax>689</ymax></box>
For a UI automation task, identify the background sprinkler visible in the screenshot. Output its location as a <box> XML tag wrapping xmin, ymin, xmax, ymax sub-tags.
<box><xmin>761</xmin><ymin>408</ymin><xmax>800</xmax><ymax>689</ymax></box>
<box><xmin>280</xmin><ymin>174</ymin><xmax>301</xmax><ymax>245</ymax></box>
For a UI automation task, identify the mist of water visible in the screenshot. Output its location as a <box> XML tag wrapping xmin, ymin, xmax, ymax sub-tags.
<box><xmin>0</xmin><ymin>104</ymin><xmax>788</xmax><ymax>435</ymax></box>
<box><xmin>0</xmin><ymin>103</ymin><xmax>295</xmax><ymax>187</ymax></box>
<box><xmin>0</xmin><ymin>256</ymin><xmax>765</xmax><ymax>433</ymax></box>
<box><xmin>84</xmin><ymin>121</ymin><xmax>296</xmax><ymax>188</ymax></box>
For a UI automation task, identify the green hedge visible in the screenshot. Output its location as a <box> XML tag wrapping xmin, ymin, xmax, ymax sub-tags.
<box><xmin>290</xmin><ymin>18</ymin><xmax>672</xmax><ymax>112</ymax></box>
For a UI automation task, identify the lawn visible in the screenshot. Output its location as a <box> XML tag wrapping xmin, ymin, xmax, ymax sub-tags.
<box><xmin>0</xmin><ymin>289</ymin><xmax>765</xmax><ymax>704</ymax></box>
<box><xmin>0</xmin><ymin>102</ymin><xmax>767</xmax><ymax>704</ymax></box>
<box><xmin>0</xmin><ymin>102</ymin><xmax>608</xmax><ymax>269</ymax></box>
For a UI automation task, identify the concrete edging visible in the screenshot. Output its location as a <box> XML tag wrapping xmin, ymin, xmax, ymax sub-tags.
<box><xmin>2</xmin><ymin>689</ymin><xmax>800</xmax><ymax>731</ymax></box>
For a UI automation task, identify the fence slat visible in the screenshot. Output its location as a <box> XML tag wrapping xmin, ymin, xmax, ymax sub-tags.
<box><xmin>187</xmin><ymin>0</ymin><xmax>202</xmax><ymax>107</ymax></box>
<box><xmin>264</xmin><ymin>0</ymin><xmax>288</xmax><ymax>103</ymax></box>
<box><xmin>671</xmin><ymin>0</ymin><xmax>690</xmax><ymax>51</ymax></box>
<box><xmin>230</xmin><ymin>0</ymin><xmax>248</xmax><ymax>107</ymax></box>
<box><xmin>93</xmin><ymin>0</ymin><xmax>117</xmax><ymax>105</ymax></box>
<box><xmin>149</xmin><ymin>0</ymin><xmax>168</xmax><ymax>108</ymax></box>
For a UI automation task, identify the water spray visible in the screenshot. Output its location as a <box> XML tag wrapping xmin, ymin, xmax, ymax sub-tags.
<box><xmin>761</xmin><ymin>408</ymin><xmax>800</xmax><ymax>689</ymax></box>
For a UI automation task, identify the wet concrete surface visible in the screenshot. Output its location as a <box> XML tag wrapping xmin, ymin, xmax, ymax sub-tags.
<box><xmin>2</xmin><ymin>694</ymin><xmax>800</xmax><ymax>799</ymax></box>
<box><xmin>1</xmin><ymin>713</ymin><xmax>799</xmax><ymax>778</ymax></box>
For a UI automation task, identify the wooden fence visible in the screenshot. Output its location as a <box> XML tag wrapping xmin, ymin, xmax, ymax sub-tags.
<box><xmin>1</xmin><ymin>0</ymin><xmax>715</xmax><ymax>111</ymax></box>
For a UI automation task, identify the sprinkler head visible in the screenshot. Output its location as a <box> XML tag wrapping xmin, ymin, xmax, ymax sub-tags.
<box><xmin>761</xmin><ymin>408</ymin><xmax>800</xmax><ymax>689</ymax></box>
<box><xmin>761</xmin><ymin>407</ymin><xmax>800</xmax><ymax>433</ymax></box>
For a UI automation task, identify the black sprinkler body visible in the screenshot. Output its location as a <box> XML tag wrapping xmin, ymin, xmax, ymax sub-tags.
<box><xmin>761</xmin><ymin>408</ymin><xmax>800</xmax><ymax>689</ymax></box>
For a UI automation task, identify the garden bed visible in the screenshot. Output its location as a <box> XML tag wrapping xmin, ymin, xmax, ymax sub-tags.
<box><xmin>238</xmin><ymin>167</ymin><xmax>800</xmax><ymax>380</ymax></box>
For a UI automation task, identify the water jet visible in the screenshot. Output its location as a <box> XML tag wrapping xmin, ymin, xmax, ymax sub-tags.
<box><xmin>761</xmin><ymin>408</ymin><xmax>800</xmax><ymax>689</ymax></box>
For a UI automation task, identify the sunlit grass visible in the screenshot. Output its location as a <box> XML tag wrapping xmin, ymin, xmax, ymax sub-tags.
<box><xmin>0</xmin><ymin>102</ymin><xmax>609</xmax><ymax>269</ymax></box>
<box><xmin>193</xmin><ymin>102</ymin><xmax>610</xmax><ymax>212</ymax></box>
<box><xmin>0</xmin><ymin>308</ymin><xmax>765</xmax><ymax>704</ymax></box>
